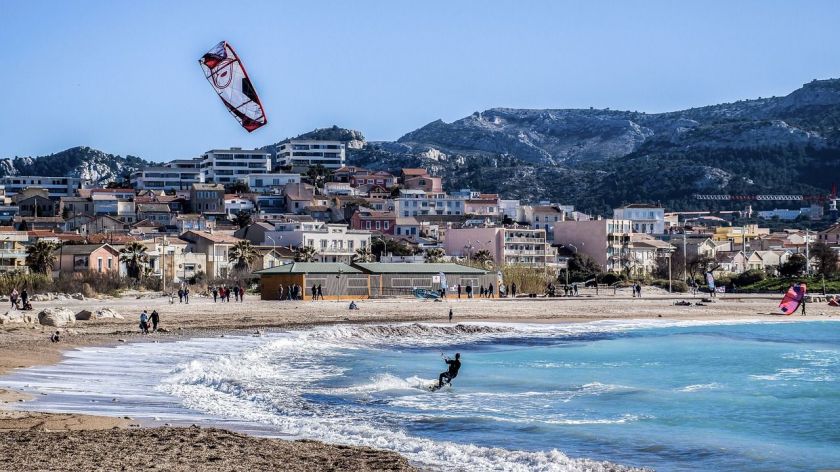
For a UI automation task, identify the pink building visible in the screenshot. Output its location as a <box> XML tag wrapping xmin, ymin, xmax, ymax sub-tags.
<box><xmin>56</xmin><ymin>243</ymin><xmax>122</xmax><ymax>275</ymax></box>
<box><xmin>553</xmin><ymin>219</ymin><xmax>632</xmax><ymax>272</ymax></box>
<box><xmin>444</xmin><ymin>226</ymin><xmax>553</xmax><ymax>267</ymax></box>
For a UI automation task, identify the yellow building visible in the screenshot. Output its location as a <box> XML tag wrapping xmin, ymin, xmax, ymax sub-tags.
<box><xmin>712</xmin><ymin>224</ymin><xmax>769</xmax><ymax>245</ymax></box>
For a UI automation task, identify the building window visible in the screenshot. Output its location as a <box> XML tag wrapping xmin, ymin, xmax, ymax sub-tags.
<box><xmin>384</xmin><ymin>221</ymin><xmax>390</xmax><ymax>230</ymax></box>
<box><xmin>97</xmin><ymin>257</ymin><xmax>103</xmax><ymax>272</ymax></box>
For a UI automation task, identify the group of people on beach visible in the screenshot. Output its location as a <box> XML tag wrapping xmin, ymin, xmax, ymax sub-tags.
<box><xmin>211</xmin><ymin>285</ymin><xmax>245</xmax><ymax>303</ymax></box>
<box><xmin>138</xmin><ymin>309</ymin><xmax>160</xmax><ymax>334</ymax></box>
<box><xmin>9</xmin><ymin>288</ymin><xmax>32</xmax><ymax>311</ymax></box>
<box><xmin>452</xmin><ymin>283</ymin><xmax>495</xmax><ymax>299</ymax></box>
<box><xmin>631</xmin><ymin>282</ymin><xmax>643</xmax><ymax>298</ymax></box>
<box><xmin>276</xmin><ymin>283</ymin><xmax>305</xmax><ymax>300</ymax></box>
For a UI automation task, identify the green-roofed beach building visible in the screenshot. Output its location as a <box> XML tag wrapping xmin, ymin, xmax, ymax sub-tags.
<box><xmin>353</xmin><ymin>262</ymin><xmax>496</xmax><ymax>298</ymax></box>
<box><xmin>253</xmin><ymin>262</ymin><xmax>368</xmax><ymax>300</ymax></box>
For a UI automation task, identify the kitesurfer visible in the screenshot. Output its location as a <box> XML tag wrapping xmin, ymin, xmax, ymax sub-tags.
<box><xmin>438</xmin><ymin>353</ymin><xmax>461</xmax><ymax>388</ymax></box>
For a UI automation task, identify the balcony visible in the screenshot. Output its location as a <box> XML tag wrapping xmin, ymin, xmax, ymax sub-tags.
<box><xmin>504</xmin><ymin>237</ymin><xmax>545</xmax><ymax>243</ymax></box>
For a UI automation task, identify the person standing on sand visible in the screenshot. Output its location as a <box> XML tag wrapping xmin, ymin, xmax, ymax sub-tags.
<box><xmin>511</xmin><ymin>283</ymin><xmax>517</xmax><ymax>298</ymax></box>
<box><xmin>457</xmin><ymin>284</ymin><xmax>461</xmax><ymax>299</ymax></box>
<box><xmin>20</xmin><ymin>289</ymin><xmax>28</xmax><ymax>309</ymax></box>
<box><xmin>448</xmin><ymin>308</ymin><xmax>453</xmax><ymax>323</ymax></box>
<box><xmin>466</xmin><ymin>285</ymin><xmax>473</xmax><ymax>299</ymax></box>
<box><xmin>311</xmin><ymin>284</ymin><xmax>317</xmax><ymax>301</ymax></box>
<box><xmin>139</xmin><ymin>310</ymin><xmax>149</xmax><ymax>335</ymax></box>
<box><xmin>10</xmin><ymin>288</ymin><xmax>18</xmax><ymax>309</ymax></box>
<box><xmin>150</xmin><ymin>310</ymin><xmax>160</xmax><ymax>332</ymax></box>
<box><xmin>239</xmin><ymin>286</ymin><xmax>245</xmax><ymax>302</ymax></box>
<box><xmin>212</xmin><ymin>287</ymin><xmax>218</xmax><ymax>302</ymax></box>
<box><xmin>317</xmin><ymin>284</ymin><xmax>323</xmax><ymax>300</ymax></box>
<box><xmin>489</xmin><ymin>283</ymin><xmax>494</xmax><ymax>298</ymax></box>
<box><xmin>178</xmin><ymin>288</ymin><xmax>184</xmax><ymax>303</ymax></box>
<box><xmin>185</xmin><ymin>287</ymin><xmax>190</xmax><ymax>304</ymax></box>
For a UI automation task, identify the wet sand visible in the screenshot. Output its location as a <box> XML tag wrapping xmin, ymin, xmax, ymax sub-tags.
<box><xmin>0</xmin><ymin>290</ymin><xmax>808</xmax><ymax>470</ymax></box>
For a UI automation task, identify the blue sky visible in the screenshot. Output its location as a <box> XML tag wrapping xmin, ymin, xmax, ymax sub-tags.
<box><xmin>1</xmin><ymin>0</ymin><xmax>838</xmax><ymax>162</ymax></box>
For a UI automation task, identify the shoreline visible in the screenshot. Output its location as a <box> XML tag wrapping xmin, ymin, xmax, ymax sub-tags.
<box><xmin>0</xmin><ymin>293</ymin><xmax>829</xmax><ymax>470</ymax></box>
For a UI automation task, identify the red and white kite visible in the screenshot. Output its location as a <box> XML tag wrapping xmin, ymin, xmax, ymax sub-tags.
<box><xmin>199</xmin><ymin>41</ymin><xmax>267</xmax><ymax>132</ymax></box>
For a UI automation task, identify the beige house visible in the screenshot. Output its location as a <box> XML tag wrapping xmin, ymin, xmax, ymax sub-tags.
<box><xmin>179</xmin><ymin>230</ymin><xmax>244</xmax><ymax>278</ymax></box>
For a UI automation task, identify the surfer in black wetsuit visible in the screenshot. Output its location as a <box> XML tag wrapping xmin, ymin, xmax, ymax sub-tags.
<box><xmin>438</xmin><ymin>353</ymin><xmax>461</xmax><ymax>388</ymax></box>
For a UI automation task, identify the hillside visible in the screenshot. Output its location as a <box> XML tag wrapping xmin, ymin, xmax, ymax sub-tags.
<box><xmin>348</xmin><ymin>78</ymin><xmax>840</xmax><ymax>212</ymax></box>
<box><xmin>0</xmin><ymin>147</ymin><xmax>150</xmax><ymax>187</ymax></box>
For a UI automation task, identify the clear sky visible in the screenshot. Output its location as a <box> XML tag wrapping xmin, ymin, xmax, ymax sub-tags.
<box><xmin>1</xmin><ymin>0</ymin><xmax>838</xmax><ymax>162</ymax></box>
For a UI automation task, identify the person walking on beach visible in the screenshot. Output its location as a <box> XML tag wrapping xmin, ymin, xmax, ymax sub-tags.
<box><xmin>239</xmin><ymin>286</ymin><xmax>245</xmax><ymax>302</ymax></box>
<box><xmin>234</xmin><ymin>286</ymin><xmax>240</xmax><ymax>302</ymax></box>
<box><xmin>457</xmin><ymin>284</ymin><xmax>461</xmax><ymax>299</ymax></box>
<box><xmin>184</xmin><ymin>287</ymin><xmax>190</xmax><ymax>304</ymax></box>
<box><xmin>489</xmin><ymin>283</ymin><xmax>494</xmax><ymax>298</ymax></box>
<box><xmin>448</xmin><ymin>308</ymin><xmax>453</xmax><ymax>323</ymax></box>
<box><xmin>573</xmin><ymin>283</ymin><xmax>579</xmax><ymax>296</ymax></box>
<box><xmin>150</xmin><ymin>310</ymin><xmax>160</xmax><ymax>332</ymax></box>
<box><xmin>178</xmin><ymin>288</ymin><xmax>184</xmax><ymax>303</ymax></box>
<box><xmin>212</xmin><ymin>287</ymin><xmax>218</xmax><ymax>302</ymax></box>
<box><xmin>317</xmin><ymin>284</ymin><xmax>324</xmax><ymax>301</ymax></box>
<box><xmin>311</xmin><ymin>284</ymin><xmax>317</xmax><ymax>301</ymax></box>
<box><xmin>438</xmin><ymin>353</ymin><xmax>462</xmax><ymax>388</ymax></box>
<box><xmin>466</xmin><ymin>285</ymin><xmax>473</xmax><ymax>299</ymax></box>
<box><xmin>20</xmin><ymin>289</ymin><xmax>28</xmax><ymax>309</ymax></box>
<box><xmin>10</xmin><ymin>288</ymin><xmax>19</xmax><ymax>309</ymax></box>
<box><xmin>139</xmin><ymin>310</ymin><xmax>149</xmax><ymax>335</ymax></box>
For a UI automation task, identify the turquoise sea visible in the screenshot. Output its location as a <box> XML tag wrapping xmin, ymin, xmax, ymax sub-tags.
<box><xmin>2</xmin><ymin>319</ymin><xmax>838</xmax><ymax>471</ymax></box>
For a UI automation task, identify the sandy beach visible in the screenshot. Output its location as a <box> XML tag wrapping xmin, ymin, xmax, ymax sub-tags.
<box><xmin>0</xmin><ymin>289</ymin><xmax>817</xmax><ymax>471</ymax></box>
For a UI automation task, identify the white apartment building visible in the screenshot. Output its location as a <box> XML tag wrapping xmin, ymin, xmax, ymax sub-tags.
<box><xmin>131</xmin><ymin>166</ymin><xmax>203</xmax><ymax>190</ymax></box>
<box><xmin>224</xmin><ymin>195</ymin><xmax>256</xmax><ymax>217</ymax></box>
<box><xmin>265</xmin><ymin>223</ymin><xmax>371</xmax><ymax>264</ymax></box>
<box><xmin>241</xmin><ymin>173</ymin><xmax>301</xmax><ymax>193</ymax></box>
<box><xmin>394</xmin><ymin>190</ymin><xmax>465</xmax><ymax>217</ymax></box>
<box><xmin>613</xmin><ymin>204</ymin><xmax>666</xmax><ymax>234</ymax></box>
<box><xmin>276</xmin><ymin>140</ymin><xmax>346</xmax><ymax>170</ymax></box>
<box><xmin>0</xmin><ymin>176</ymin><xmax>87</xmax><ymax>198</ymax></box>
<box><xmin>200</xmin><ymin>148</ymin><xmax>271</xmax><ymax>184</ymax></box>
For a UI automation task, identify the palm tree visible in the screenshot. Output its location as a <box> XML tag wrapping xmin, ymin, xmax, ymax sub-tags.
<box><xmin>232</xmin><ymin>211</ymin><xmax>253</xmax><ymax>229</ymax></box>
<box><xmin>424</xmin><ymin>247</ymin><xmax>446</xmax><ymax>263</ymax></box>
<box><xmin>25</xmin><ymin>240</ymin><xmax>59</xmax><ymax>275</ymax></box>
<box><xmin>352</xmin><ymin>246</ymin><xmax>374</xmax><ymax>263</ymax></box>
<box><xmin>229</xmin><ymin>240</ymin><xmax>258</xmax><ymax>272</ymax></box>
<box><xmin>473</xmin><ymin>249</ymin><xmax>494</xmax><ymax>268</ymax></box>
<box><xmin>119</xmin><ymin>241</ymin><xmax>149</xmax><ymax>279</ymax></box>
<box><xmin>294</xmin><ymin>245</ymin><xmax>319</xmax><ymax>262</ymax></box>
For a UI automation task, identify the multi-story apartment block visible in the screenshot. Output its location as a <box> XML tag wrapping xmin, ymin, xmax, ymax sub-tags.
<box><xmin>262</xmin><ymin>223</ymin><xmax>371</xmax><ymax>264</ymax></box>
<box><xmin>465</xmin><ymin>194</ymin><xmax>500</xmax><ymax>216</ymax></box>
<box><xmin>613</xmin><ymin>204</ymin><xmax>666</xmax><ymax>234</ymax></box>
<box><xmin>131</xmin><ymin>166</ymin><xmax>203</xmax><ymax>190</ymax></box>
<box><xmin>276</xmin><ymin>140</ymin><xmax>345</xmax><ymax>170</ymax></box>
<box><xmin>521</xmin><ymin>205</ymin><xmax>565</xmax><ymax>241</ymax></box>
<box><xmin>200</xmin><ymin>148</ymin><xmax>271</xmax><ymax>184</ymax></box>
<box><xmin>242</xmin><ymin>173</ymin><xmax>300</xmax><ymax>193</ymax></box>
<box><xmin>0</xmin><ymin>176</ymin><xmax>87</xmax><ymax>198</ymax></box>
<box><xmin>394</xmin><ymin>190</ymin><xmax>465</xmax><ymax>217</ymax></box>
<box><xmin>444</xmin><ymin>226</ymin><xmax>555</xmax><ymax>267</ymax></box>
<box><xmin>553</xmin><ymin>219</ymin><xmax>633</xmax><ymax>273</ymax></box>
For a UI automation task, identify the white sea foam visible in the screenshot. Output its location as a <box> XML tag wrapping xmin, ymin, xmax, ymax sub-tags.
<box><xmin>676</xmin><ymin>383</ymin><xmax>724</xmax><ymax>392</ymax></box>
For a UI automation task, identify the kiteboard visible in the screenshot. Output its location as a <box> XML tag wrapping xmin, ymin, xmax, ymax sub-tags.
<box><xmin>779</xmin><ymin>283</ymin><xmax>807</xmax><ymax>315</ymax></box>
<box><xmin>427</xmin><ymin>382</ymin><xmax>450</xmax><ymax>392</ymax></box>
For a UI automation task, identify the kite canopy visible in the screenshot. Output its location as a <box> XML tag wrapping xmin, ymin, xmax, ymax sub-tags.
<box><xmin>199</xmin><ymin>41</ymin><xmax>267</xmax><ymax>132</ymax></box>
